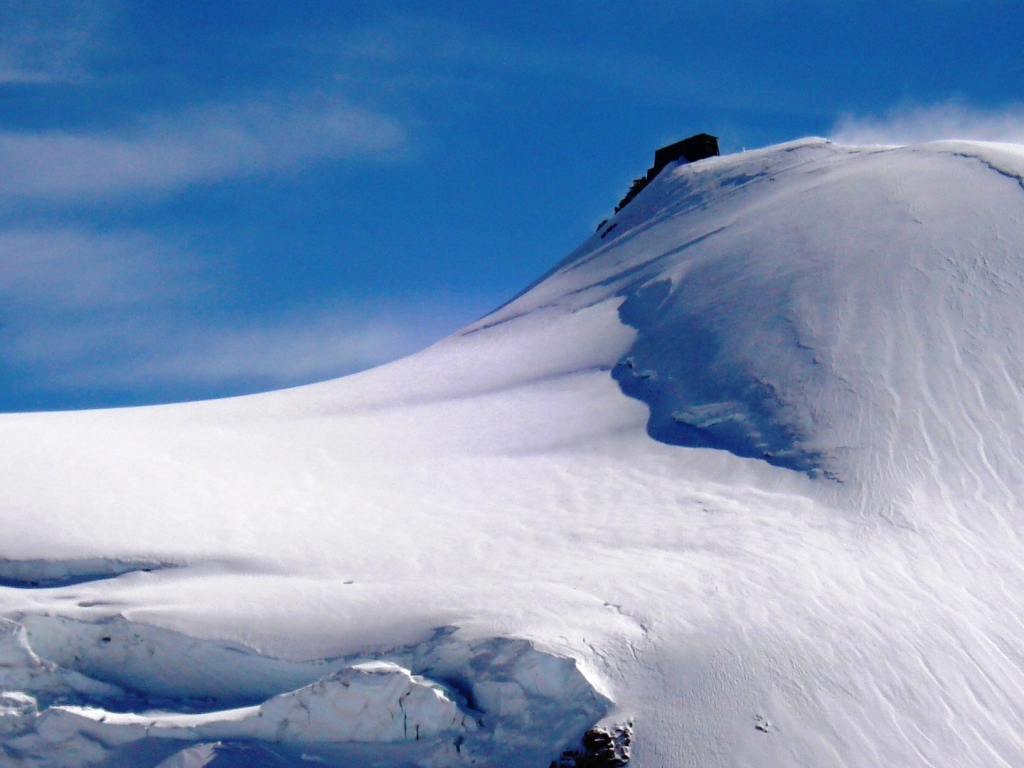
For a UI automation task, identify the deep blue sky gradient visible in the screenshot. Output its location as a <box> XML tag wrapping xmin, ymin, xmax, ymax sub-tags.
<box><xmin>2</xmin><ymin>1</ymin><xmax>1023</xmax><ymax>409</ymax></box>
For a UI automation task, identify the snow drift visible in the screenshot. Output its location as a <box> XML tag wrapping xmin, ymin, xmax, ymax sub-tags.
<box><xmin>3</xmin><ymin>137</ymin><xmax>1024</xmax><ymax>766</ymax></box>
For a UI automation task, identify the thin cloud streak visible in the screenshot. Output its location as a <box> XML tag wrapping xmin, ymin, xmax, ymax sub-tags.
<box><xmin>832</xmin><ymin>102</ymin><xmax>1024</xmax><ymax>146</ymax></box>
<box><xmin>0</xmin><ymin>0</ymin><xmax>109</xmax><ymax>84</ymax></box>
<box><xmin>333</xmin><ymin>13</ymin><xmax>827</xmax><ymax>117</ymax></box>
<box><xmin>0</xmin><ymin>96</ymin><xmax>405</xmax><ymax>200</ymax></box>
<box><xmin>70</xmin><ymin>306</ymin><xmax>461</xmax><ymax>390</ymax></box>
<box><xmin>0</xmin><ymin>229</ymin><xmax>190</xmax><ymax>310</ymax></box>
<box><xmin>0</xmin><ymin>227</ymin><xmax>486</xmax><ymax>404</ymax></box>
<box><xmin>7</xmin><ymin>299</ymin><xmax>479</xmax><ymax>399</ymax></box>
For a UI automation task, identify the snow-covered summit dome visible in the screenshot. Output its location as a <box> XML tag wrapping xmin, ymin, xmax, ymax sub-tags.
<box><xmin>3</xmin><ymin>138</ymin><xmax>1024</xmax><ymax>767</ymax></box>
<box><xmin>468</xmin><ymin>137</ymin><xmax>1024</xmax><ymax>519</ymax></box>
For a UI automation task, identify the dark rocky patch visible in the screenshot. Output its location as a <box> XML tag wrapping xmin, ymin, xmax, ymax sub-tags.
<box><xmin>551</xmin><ymin>722</ymin><xmax>632</xmax><ymax>768</ymax></box>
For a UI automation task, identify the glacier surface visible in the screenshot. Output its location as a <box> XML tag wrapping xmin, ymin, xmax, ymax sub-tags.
<box><xmin>3</xmin><ymin>138</ymin><xmax>1024</xmax><ymax>765</ymax></box>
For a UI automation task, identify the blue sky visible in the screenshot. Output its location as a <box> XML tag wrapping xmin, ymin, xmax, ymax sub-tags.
<box><xmin>2</xmin><ymin>0</ymin><xmax>1023</xmax><ymax>410</ymax></box>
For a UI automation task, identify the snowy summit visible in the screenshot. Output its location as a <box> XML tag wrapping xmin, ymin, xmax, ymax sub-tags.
<box><xmin>2</xmin><ymin>137</ymin><xmax>1024</xmax><ymax>767</ymax></box>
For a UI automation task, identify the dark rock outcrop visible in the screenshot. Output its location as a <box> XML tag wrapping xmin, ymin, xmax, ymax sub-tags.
<box><xmin>551</xmin><ymin>722</ymin><xmax>632</xmax><ymax>768</ymax></box>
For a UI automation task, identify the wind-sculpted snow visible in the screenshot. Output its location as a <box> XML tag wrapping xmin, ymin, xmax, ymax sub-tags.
<box><xmin>5</xmin><ymin>138</ymin><xmax>1024</xmax><ymax>766</ymax></box>
<box><xmin>487</xmin><ymin>138</ymin><xmax>1024</xmax><ymax>498</ymax></box>
<box><xmin>611</xmin><ymin>278</ymin><xmax>823</xmax><ymax>474</ymax></box>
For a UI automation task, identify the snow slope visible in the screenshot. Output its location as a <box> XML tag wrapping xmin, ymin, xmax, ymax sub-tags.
<box><xmin>4</xmin><ymin>137</ymin><xmax>1024</xmax><ymax>766</ymax></box>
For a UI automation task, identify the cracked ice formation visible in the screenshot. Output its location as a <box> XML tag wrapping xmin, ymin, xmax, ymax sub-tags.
<box><xmin>0</xmin><ymin>616</ymin><xmax>611</xmax><ymax>767</ymax></box>
<box><xmin>38</xmin><ymin>661</ymin><xmax>472</xmax><ymax>746</ymax></box>
<box><xmin>0</xmin><ymin>618</ymin><xmax>124</xmax><ymax>706</ymax></box>
<box><xmin>256</xmin><ymin>660</ymin><xmax>473</xmax><ymax>742</ymax></box>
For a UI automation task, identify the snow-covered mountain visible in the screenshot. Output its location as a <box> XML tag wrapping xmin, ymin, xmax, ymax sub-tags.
<box><xmin>3</xmin><ymin>137</ymin><xmax>1024</xmax><ymax>767</ymax></box>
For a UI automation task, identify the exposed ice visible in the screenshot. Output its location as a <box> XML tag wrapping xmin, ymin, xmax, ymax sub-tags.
<box><xmin>0</xmin><ymin>559</ymin><xmax>175</xmax><ymax>590</ymax></box>
<box><xmin>152</xmin><ymin>742</ymin><xmax>219</xmax><ymax>768</ymax></box>
<box><xmin>0</xmin><ymin>618</ymin><xmax>124</xmax><ymax>706</ymax></box>
<box><xmin>0</xmin><ymin>617</ymin><xmax>608</xmax><ymax>766</ymax></box>
<box><xmin>28</xmin><ymin>661</ymin><xmax>469</xmax><ymax>749</ymax></box>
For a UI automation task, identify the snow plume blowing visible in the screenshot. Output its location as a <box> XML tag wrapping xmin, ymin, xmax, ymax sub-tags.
<box><xmin>7</xmin><ymin>137</ymin><xmax>1024</xmax><ymax>766</ymax></box>
<box><xmin>832</xmin><ymin>101</ymin><xmax>1024</xmax><ymax>145</ymax></box>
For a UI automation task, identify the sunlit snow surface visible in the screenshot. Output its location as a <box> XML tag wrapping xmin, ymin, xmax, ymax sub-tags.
<box><xmin>4</xmin><ymin>138</ymin><xmax>1024</xmax><ymax>766</ymax></box>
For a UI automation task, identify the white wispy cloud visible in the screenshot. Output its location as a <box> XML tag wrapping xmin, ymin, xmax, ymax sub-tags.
<box><xmin>0</xmin><ymin>96</ymin><xmax>405</xmax><ymax>200</ymax></box>
<box><xmin>67</xmin><ymin>304</ymin><xmax>464</xmax><ymax>391</ymax></box>
<box><xmin>338</xmin><ymin>14</ymin><xmax>652</xmax><ymax>93</ymax></box>
<box><xmin>332</xmin><ymin>12</ymin><xmax>812</xmax><ymax>116</ymax></box>
<box><xmin>0</xmin><ymin>229</ymin><xmax>189</xmax><ymax>310</ymax></box>
<box><xmin>10</xmin><ymin>299</ymin><xmax>476</xmax><ymax>398</ymax></box>
<box><xmin>0</xmin><ymin>227</ymin><xmax>483</xmax><ymax>400</ymax></box>
<box><xmin>832</xmin><ymin>102</ymin><xmax>1024</xmax><ymax>146</ymax></box>
<box><xmin>0</xmin><ymin>0</ymin><xmax>108</xmax><ymax>84</ymax></box>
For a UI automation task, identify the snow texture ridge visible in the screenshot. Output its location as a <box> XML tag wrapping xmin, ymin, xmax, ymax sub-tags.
<box><xmin>4</xmin><ymin>137</ymin><xmax>1024</xmax><ymax>766</ymax></box>
<box><xmin>0</xmin><ymin>559</ymin><xmax>176</xmax><ymax>590</ymax></box>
